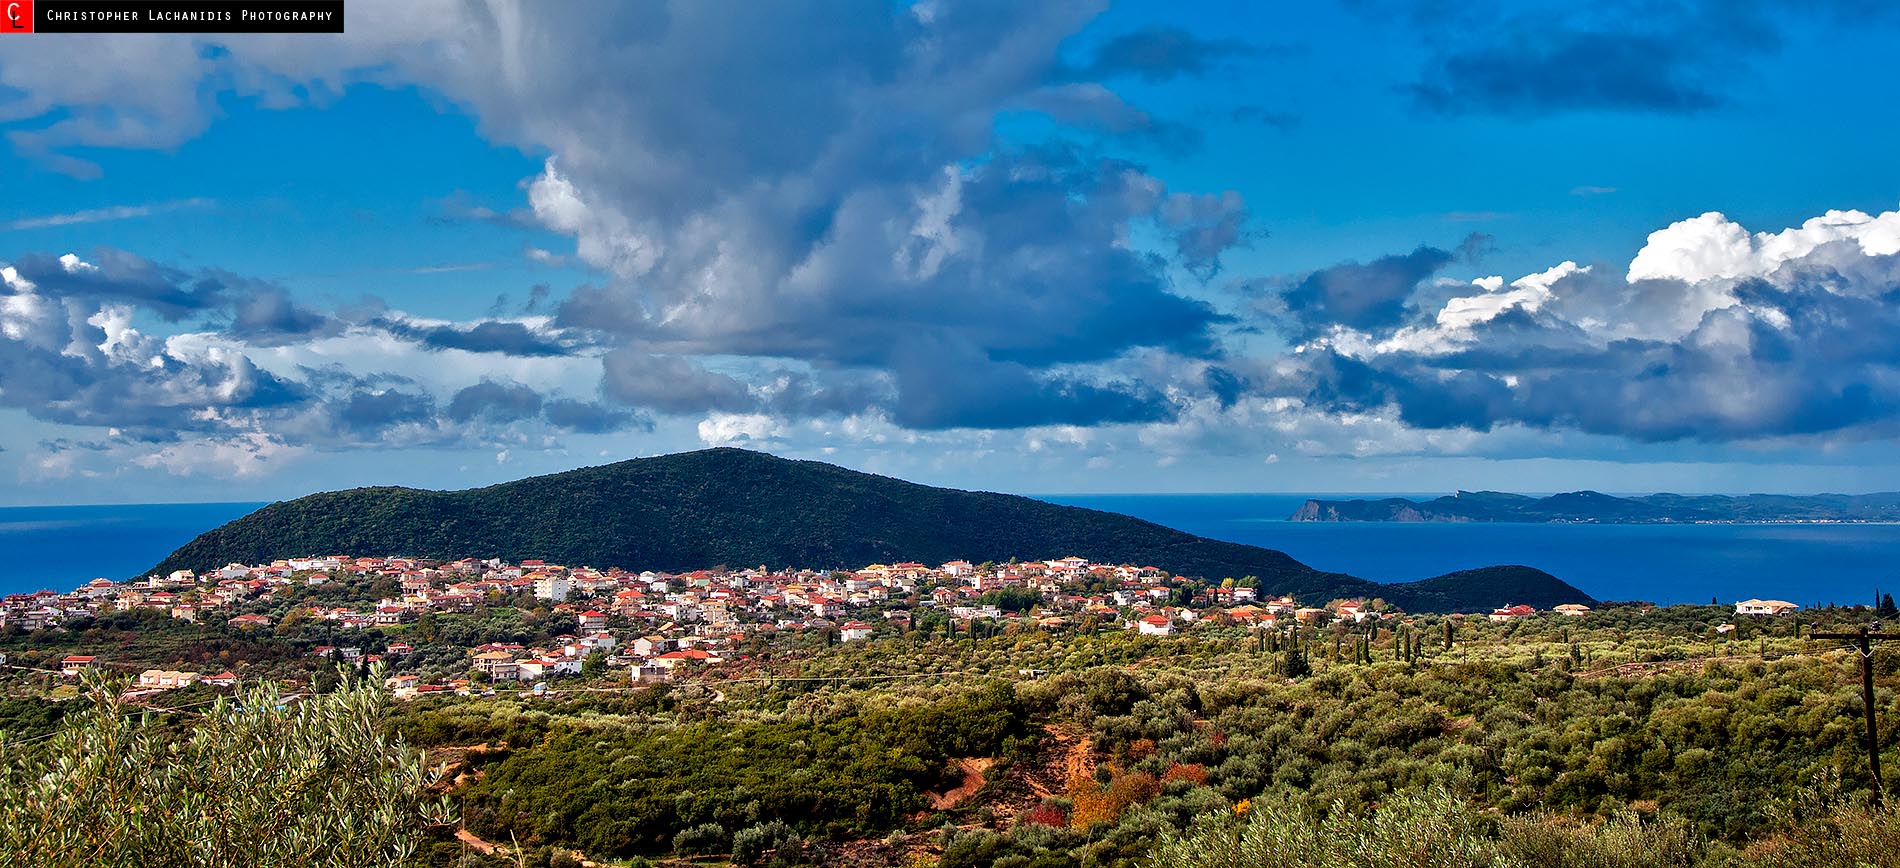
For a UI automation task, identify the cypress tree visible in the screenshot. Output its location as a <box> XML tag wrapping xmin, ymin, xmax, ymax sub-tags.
<box><xmin>1281</xmin><ymin>645</ymin><xmax>1311</xmax><ymax>679</ymax></box>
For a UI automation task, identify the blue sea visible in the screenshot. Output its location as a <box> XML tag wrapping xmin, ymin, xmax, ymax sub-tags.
<box><xmin>4</xmin><ymin>496</ymin><xmax>1899</xmax><ymax>607</ymax></box>
<box><xmin>0</xmin><ymin>503</ymin><xmax>265</xmax><ymax>597</ymax></box>
<box><xmin>1046</xmin><ymin>494</ymin><xmax>1900</xmax><ymax>608</ymax></box>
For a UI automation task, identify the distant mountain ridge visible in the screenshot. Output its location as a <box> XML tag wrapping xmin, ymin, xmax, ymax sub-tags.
<box><xmin>1290</xmin><ymin>490</ymin><xmax>1900</xmax><ymax>524</ymax></box>
<box><xmin>148</xmin><ymin>449</ymin><xmax>1591</xmax><ymax>612</ymax></box>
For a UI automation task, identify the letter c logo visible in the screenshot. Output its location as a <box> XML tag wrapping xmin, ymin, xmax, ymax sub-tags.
<box><xmin>4</xmin><ymin>4</ymin><xmax>18</xmax><ymax>28</ymax></box>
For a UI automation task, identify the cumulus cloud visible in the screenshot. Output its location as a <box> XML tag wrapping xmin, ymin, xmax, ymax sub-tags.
<box><xmin>1254</xmin><ymin>243</ymin><xmax>1459</xmax><ymax>336</ymax></box>
<box><xmin>0</xmin><ymin>2</ymin><xmax>1256</xmax><ymax>440</ymax></box>
<box><xmin>0</xmin><ymin>246</ymin><xmax>644</xmax><ymax>482</ymax></box>
<box><xmin>446</xmin><ymin>380</ymin><xmax>544</xmax><ymax>423</ymax></box>
<box><xmin>543</xmin><ymin>398</ymin><xmax>647</xmax><ymax>434</ymax></box>
<box><xmin>7</xmin><ymin>249</ymin><xmax>227</xmax><ymax>321</ymax></box>
<box><xmin>24</xmin><ymin>1</ymin><xmax>1898</xmax><ymax>478</ymax></box>
<box><xmin>1627</xmin><ymin>209</ymin><xmax>1900</xmax><ymax>283</ymax></box>
<box><xmin>549</xmin><ymin>139</ymin><xmax>1235</xmax><ymax>426</ymax></box>
<box><xmin>600</xmin><ymin>349</ymin><xmax>757</xmax><ymax>416</ymax></box>
<box><xmin>697</xmin><ymin>413</ymin><xmax>786</xmax><ymax>447</ymax></box>
<box><xmin>1255</xmin><ymin>207</ymin><xmax>1900</xmax><ymax>443</ymax></box>
<box><xmin>373</xmin><ymin>316</ymin><xmax>589</xmax><ymax>357</ymax></box>
<box><xmin>128</xmin><ymin>432</ymin><xmax>307</xmax><ymax>479</ymax></box>
<box><xmin>885</xmin><ymin>341</ymin><xmax>1174</xmax><ymax>430</ymax></box>
<box><xmin>227</xmin><ymin>284</ymin><xmax>339</xmax><ymax>345</ymax></box>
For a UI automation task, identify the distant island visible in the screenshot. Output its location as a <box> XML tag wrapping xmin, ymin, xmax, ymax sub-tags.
<box><xmin>1290</xmin><ymin>490</ymin><xmax>1900</xmax><ymax>524</ymax></box>
<box><xmin>148</xmin><ymin>448</ymin><xmax>1591</xmax><ymax>612</ymax></box>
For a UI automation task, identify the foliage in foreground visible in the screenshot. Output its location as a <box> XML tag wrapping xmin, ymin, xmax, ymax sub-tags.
<box><xmin>0</xmin><ymin>670</ymin><xmax>452</xmax><ymax>868</ymax></box>
<box><xmin>1146</xmin><ymin>785</ymin><xmax>1900</xmax><ymax>868</ymax></box>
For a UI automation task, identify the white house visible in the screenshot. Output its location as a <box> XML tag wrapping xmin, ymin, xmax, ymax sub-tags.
<box><xmin>534</xmin><ymin>574</ymin><xmax>574</xmax><ymax>602</ymax></box>
<box><xmin>137</xmin><ymin>669</ymin><xmax>201</xmax><ymax>689</ymax></box>
<box><xmin>840</xmin><ymin>621</ymin><xmax>874</xmax><ymax>641</ymax></box>
<box><xmin>1736</xmin><ymin>599</ymin><xmax>1799</xmax><ymax>616</ymax></box>
<box><xmin>1137</xmin><ymin>615</ymin><xmax>1174</xmax><ymax>637</ymax></box>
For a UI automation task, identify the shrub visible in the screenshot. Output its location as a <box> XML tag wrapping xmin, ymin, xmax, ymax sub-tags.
<box><xmin>1163</xmin><ymin>762</ymin><xmax>1210</xmax><ymax>786</ymax></box>
<box><xmin>672</xmin><ymin>821</ymin><xmax>729</xmax><ymax>855</ymax></box>
<box><xmin>1147</xmin><ymin>786</ymin><xmax>1498</xmax><ymax>868</ymax></box>
<box><xmin>731</xmin><ymin>819</ymin><xmax>800</xmax><ymax>867</ymax></box>
<box><xmin>1739</xmin><ymin>802</ymin><xmax>1900</xmax><ymax>868</ymax></box>
<box><xmin>1069</xmin><ymin>769</ymin><xmax>1160</xmax><ymax>829</ymax></box>
<box><xmin>1020</xmin><ymin>801</ymin><xmax>1070</xmax><ymax>829</ymax></box>
<box><xmin>1499</xmin><ymin>811</ymin><xmax>1706</xmax><ymax>868</ymax></box>
<box><xmin>0</xmin><ymin>668</ymin><xmax>452</xmax><ymax>868</ymax></box>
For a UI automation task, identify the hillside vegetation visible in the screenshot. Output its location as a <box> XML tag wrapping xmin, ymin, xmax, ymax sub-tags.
<box><xmin>7</xmin><ymin>602</ymin><xmax>1900</xmax><ymax>867</ymax></box>
<box><xmin>149</xmin><ymin>449</ymin><xmax>1589</xmax><ymax>613</ymax></box>
<box><xmin>393</xmin><ymin>605</ymin><xmax>1897</xmax><ymax>867</ymax></box>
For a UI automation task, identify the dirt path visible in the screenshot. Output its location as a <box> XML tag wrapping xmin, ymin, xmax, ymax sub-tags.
<box><xmin>1062</xmin><ymin>733</ymin><xmax>1094</xmax><ymax>783</ymax></box>
<box><xmin>1023</xmin><ymin>724</ymin><xmax>1094</xmax><ymax>801</ymax></box>
<box><xmin>929</xmin><ymin>757</ymin><xmax>995</xmax><ymax>809</ymax></box>
<box><xmin>455</xmin><ymin>827</ymin><xmax>501</xmax><ymax>856</ymax></box>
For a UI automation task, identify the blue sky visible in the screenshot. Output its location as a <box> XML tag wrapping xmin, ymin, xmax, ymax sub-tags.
<box><xmin>3</xmin><ymin>0</ymin><xmax>1900</xmax><ymax>504</ymax></box>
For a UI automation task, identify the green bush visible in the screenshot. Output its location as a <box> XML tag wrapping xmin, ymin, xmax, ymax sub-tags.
<box><xmin>0</xmin><ymin>669</ymin><xmax>452</xmax><ymax>868</ymax></box>
<box><xmin>731</xmin><ymin>819</ymin><xmax>801</xmax><ymax>866</ymax></box>
<box><xmin>673</xmin><ymin>821</ymin><xmax>729</xmax><ymax>855</ymax></box>
<box><xmin>1498</xmin><ymin>811</ymin><xmax>1707</xmax><ymax>868</ymax></box>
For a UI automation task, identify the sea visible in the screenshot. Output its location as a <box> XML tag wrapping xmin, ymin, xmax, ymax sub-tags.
<box><xmin>5</xmin><ymin>495</ymin><xmax>1900</xmax><ymax>608</ymax></box>
<box><xmin>1047</xmin><ymin>494</ymin><xmax>1900</xmax><ymax>609</ymax></box>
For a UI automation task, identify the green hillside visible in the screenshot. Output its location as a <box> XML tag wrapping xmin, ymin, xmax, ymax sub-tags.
<box><xmin>148</xmin><ymin>448</ymin><xmax>1590</xmax><ymax>612</ymax></box>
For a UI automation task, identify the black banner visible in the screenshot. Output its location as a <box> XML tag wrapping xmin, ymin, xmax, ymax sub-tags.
<box><xmin>32</xmin><ymin>1</ymin><xmax>344</xmax><ymax>33</ymax></box>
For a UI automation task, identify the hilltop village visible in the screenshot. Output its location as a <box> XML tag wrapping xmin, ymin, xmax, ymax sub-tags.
<box><xmin>0</xmin><ymin>553</ymin><xmax>1651</xmax><ymax>694</ymax></box>
<box><xmin>2</xmin><ymin>552</ymin><xmax>1812</xmax><ymax>702</ymax></box>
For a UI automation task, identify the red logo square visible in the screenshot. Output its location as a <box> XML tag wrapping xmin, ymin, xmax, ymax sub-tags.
<box><xmin>1</xmin><ymin>1</ymin><xmax>32</xmax><ymax>33</ymax></box>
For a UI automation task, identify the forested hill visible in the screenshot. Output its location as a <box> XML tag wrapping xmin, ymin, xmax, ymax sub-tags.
<box><xmin>1290</xmin><ymin>489</ymin><xmax>1900</xmax><ymax>523</ymax></box>
<box><xmin>149</xmin><ymin>448</ymin><xmax>1591</xmax><ymax>612</ymax></box>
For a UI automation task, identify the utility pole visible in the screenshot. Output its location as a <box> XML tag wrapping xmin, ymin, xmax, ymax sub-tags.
<box><xmin>1810</xmin><ymin>623</ymin><xmax>1897</xmax><ymax>805</ymax></box>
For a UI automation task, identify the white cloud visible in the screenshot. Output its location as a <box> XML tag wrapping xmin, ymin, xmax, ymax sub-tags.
<box><xmin>697</xmin><ymin>412</ymin><xmax>785</xmax><ymax>446</ymax></box>
<box><xmin>526</xmin><ymin>161</ymin><xmax>659</xmax><ymax>279</ymax></box>
<box><xmin>5</xmin><ymin>198</ymin><xmax>213</xmax><ymax>230</ymax></box>
<box><xmin>1628</xmin><ymin>209</ymin><xmax>1900</xmax><ymax>283</ymax></box>
<box><xmin>129</xmin><ymin>432</ymin><xmax>307</xmax><ymax>479</ymax></box>
<box><xmin>1263</xmin><ymin>205</ymin><xmax>1900</xmax><ymax>444</ymax></box>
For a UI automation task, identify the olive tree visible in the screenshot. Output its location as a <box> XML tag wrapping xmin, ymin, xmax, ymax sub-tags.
<box><xmin>0</xmin><ymin>668</ymin><xmax>453</xmax><ymax>868</ymax></box>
